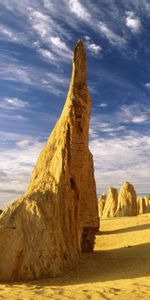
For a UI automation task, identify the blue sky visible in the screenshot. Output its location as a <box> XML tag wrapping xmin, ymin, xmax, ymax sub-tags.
<box><xmin>0</xmin><ymin>0</ymin><xmax>150</xmax><ymax>208</ymax></box>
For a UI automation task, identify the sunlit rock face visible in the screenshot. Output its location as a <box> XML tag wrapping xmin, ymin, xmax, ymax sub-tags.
<box><xmin>102</xmin><ymin>187</ymin><xmax>118</xmax><ymax>218</ymax></box>
<box><xmin>116</xmin><ymin>182</ymin><xmax>137</xmax><ymax>217</ymax></box>
<box><xmin>144</xmin><ymin>195</ymin><xmax>150</xmax><ymax>213</ymax></box>
<box><xmin>98</xmin><ymin>193</ymin><xmax>106</xmax><ymax>217</ymax></box>
<box><xmin>0</xmin><ymin>40</ymin><xmax>99</xmax><ymax>282</ymax></box>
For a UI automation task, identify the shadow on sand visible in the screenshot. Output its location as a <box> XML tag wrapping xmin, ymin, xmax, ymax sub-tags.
<box><xmin>2</xmin><ymin>242</ymin><xmax>150</xmax><ymax>289</ymax></box>
<box><xmin>97</xmin><ymin>223</ymin><xmax>150</xmax><ymax>235</ymax></box>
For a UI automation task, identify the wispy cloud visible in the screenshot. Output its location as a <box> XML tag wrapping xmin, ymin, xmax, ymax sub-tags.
<box><xmin>16</xmin><ymin>139</ymin><xmax>31</xmax><ymax>148</ymax></box>
<box><xmin>0</xmin><ymin>97</ymin><xmax>29</xmax><ymax>110</ymax></box>
<box><xmin>120</xmin><ymin>104</ymin><xmax>149</xmax><ymax>124</ymax></box>
<box><xmin>0</xmin><ymin>24</ymin><xmax>19</xmax><ymax>42</ymax></box>
<box><xmin>37</xmin><ymin>48</ymin><xmax>55</xmax><ymax>62</ymax></box>
<box><xmin>98</xmin><ymin>21</ymin><xmax>126</xmax><ymax>47</ymax></box>
<box><xmin>29</xmin><ymin>9</ymin><xmax>71</xmax><ymax>62</ymax></box>
<box><xmin>90</xmin><ymin>102</ymin><xmax>150</xmax><ymax>142</ymax></box>
<box><xmin>0</xmin><ymin>139</ymin><xmax>45</xmax><ymax>208</ymax></box>
<box><xmin>0</xmin><ymin>57</ymin><xmax>69</xmax><ymax>95</ymax></box>
<box><xmin>68</xmin><ymin>0</ymin><xmax>91</xmax><ymax>21</ymax></box>
<box><xmin>0</xmin><ymin>23</ymin><xmax>27</xmax><ymax>44</ymax></box>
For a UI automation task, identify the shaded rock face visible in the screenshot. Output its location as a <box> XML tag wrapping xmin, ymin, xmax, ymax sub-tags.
<box><xmin>0</xmin><ymin>209</ymin><xmax>2</xmax><ymax>215</ymax></box>
<box><xmin>137</xmin><ymin>197</ymin><xmax>146</xmax><ymax>215</ymax></box>
<box><xmin>98</xmin><ymin>193</ymin><xmax>106</xmax><ymax>217</ymax></box>
<box><xmin>0</xmin><ymin>40</ymin><xmax>99</xmax><ymax>282</ymax></box>
<box><xmin>116</xmin><ymin>182</ymin><xmax>137</xmax><ymax>217</ymax></box>
<box><xmin>102</xmin><ymin>187</ymin><xmax>118</xmax><ymax>218</ymax></box>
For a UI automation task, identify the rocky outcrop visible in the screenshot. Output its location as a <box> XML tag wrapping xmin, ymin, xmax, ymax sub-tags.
<box><xmin>115</xmin><ymin>182</ymin><xmax>137</xmax><ymax>217</ymax></box>
<box><xmin>0</xmin><ymin>209</ymin><xmax>2</xmax><ymax>215</ymax></box>
<box><xmin>102</xmin><ymin>187</ymin><xmax>118</xmax><ymax>218</ymax></box>
<box><xmin>0</xmin><ymin>40</ymin><xmax>99</xmax><ymax>282</ymax></box>
<box><xmin>144</xmin><ymin>195</ymin><xmax>150</xmax><ymax>213</ymax></box>
<box><xmin>137</xmin><ymin>197</ymin><xmax>146</xmax><ymax>215</ymax></box>
<box><xmin>98</xmin><ymin>193</ymin><xmax>106</xmax><ymax>217</ymax></box>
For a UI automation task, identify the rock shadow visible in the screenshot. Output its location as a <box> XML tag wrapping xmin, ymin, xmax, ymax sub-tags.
<box><xmin>97</xmin><ymin>223</ymin><xmax>150</xmax><ymax>235</ymax></box>
<box><xmin>2</xmin><ymin>242</ymin><xmax>150</xmax><ymax>288</ymax></box>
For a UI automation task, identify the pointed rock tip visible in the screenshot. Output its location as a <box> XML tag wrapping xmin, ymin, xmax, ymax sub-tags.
<box><xmin>73</xmin><ymin>39</ymin><xmax>86</xmax><ymax>59</ymax></box>
<box><xmin>72</xmin><ymin>39</ymin><xmax>86</xmax><ymax>86</ymax></box>
<box><xmin>124</xmin><ymin>181</ymin><xmax>130</xmax><ymax>186</ymax></box>
<box><xmin>76</xmin><ymin>39</ymin><xmax>84</xmax><ymax>48</ymax></box>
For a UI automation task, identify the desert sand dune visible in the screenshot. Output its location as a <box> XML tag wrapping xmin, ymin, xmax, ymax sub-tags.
<box><xmin>0</xmin><ymin>214</ymin><xmax>150</xmax><ymax>299</ymax></box>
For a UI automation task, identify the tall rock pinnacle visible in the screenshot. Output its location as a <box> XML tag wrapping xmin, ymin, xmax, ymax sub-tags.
<box><xmin>102</xmin><ymin>187</ymin><xmax>118</xmax><ymax>218</ymax></box>
<box><xmin>0</xmin><ymin>40</ymin><xmax>99</xmax><ymax>282</ymax></box>
<box><xmin>115</xmin><ymin>181</ymin><xmax>137</xmax><ymax>216</ymax></box>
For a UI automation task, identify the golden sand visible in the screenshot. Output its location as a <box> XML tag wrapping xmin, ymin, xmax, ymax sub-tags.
<box><xmin>0</xmin><ymin>214</ymin><xmax>150</xmax><ymax>299</ymax></box>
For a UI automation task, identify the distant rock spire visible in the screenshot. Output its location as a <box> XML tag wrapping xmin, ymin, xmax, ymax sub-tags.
<box><xmin>115</xmin><ymin>181</ymin><xmax>137</xmax><ymax>216</ymax></box>
<box><xmin>103</xmin><ymin>187</ymin><xmax>118</xmax><ymax>218</ymax></box>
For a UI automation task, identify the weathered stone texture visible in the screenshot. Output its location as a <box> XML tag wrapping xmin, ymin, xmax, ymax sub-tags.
<box><xmin>103</xmin><ymin>187</ymin><xmax>118</xmax><ymax>218</ymax></box>
<box><xmin>98</xmin><ymin>193</ymin><xmax>106</xmax><ymax>217</ymax></box>
<box><xmin>0</xmin><ymin>40</ymin><xmax>99</xmax><ymax>282</ymax></box>
<box><xmin>116</xmin><ymin>182</ymin><xmax>137</xmax><ymax>217</ymax></box>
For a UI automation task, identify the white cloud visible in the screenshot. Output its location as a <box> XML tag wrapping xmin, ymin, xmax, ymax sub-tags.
<box><xmin>145</xmin><ymin>82</ymin><xmax>150</xmax><ymax>89</ymax></box>
<box><xmin>125</xmin><ymin>11</ymin><xmax>141</xmax><ymax>33</ymax></box>
<box><xmin>87</xmin><ymin>42</ymin><xmax>102</xmax><ymax>55</ymax></box>
<box><xmin>132</xmin><ymin>115</ymin><xmax>149</xmax><ymax>123</ymax></box>
<box><xmin>68</xmin><ymin>0</ymin><xmax>90</xmax><ymax>21</ymax></box>
<box><xmin>30</xmin><ymin>10</ymin><xmax>53</xmax><ymax>41</ymax></box>
<box><xmin>89</xmin><ymin>134</ymin><xmax>150</xmax><ymax>195</ymax></box>
<box><xmin>98</xmin><ymin>103</ymin><xmax>108</xmax><ymax>108</ymax></box>
<box><xmin>50</xmin><ymin>37</ymin><xmax>68</xmax><ymax>51</ymax></box>
<box><xmin>0</xmin><ymin>97</ymin><xmax>29</xmax><ymax>110</ymax></box>
<box><xmin>98</xmin><ymin>21</ymin><xmax>126</xmax><ymax>47</ymax></box>
<box><xmin>84</xmin><ymin>35</ymin><xmax>102</xmax><ymax>55</ymax></box>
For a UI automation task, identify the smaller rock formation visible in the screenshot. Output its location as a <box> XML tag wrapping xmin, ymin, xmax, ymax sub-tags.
<box><xmin>0</xmin><ymin>209</ymin><xmax>2</xmax><ymax>215</ymax></box>
<box><xmin>98</xmin><ymin>193</ymin><xmax>106</xmax><ymax>217</ymax></box>
<box><xmin>102</xmin><ymin>187</ymin><xmax>118</xmax><ymax>218</ymax></box>
<box><xmin>144</xmin><ymin>195</ymin><xmax>150</xmax><ymax>213</ymax></box>
<box><xmin>137</xmin><ymin>197</ymin><xmax>146</xmax><ymax>215</ymax></box>
<box><xmin>115</xmin><ymin>182</ymin><xmax>137</xmax><ymax>217</ymax></box>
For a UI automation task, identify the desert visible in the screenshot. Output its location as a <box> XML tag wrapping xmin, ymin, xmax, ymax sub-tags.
<box><xmin>0</xmin><ymin>1</ymin><xmax>150</xmax><ymax>299</ymax></box>
<box><xmin>0</xmin><ymin>213</ymin><xmax>150</xmax><ymax>299</ymax></box>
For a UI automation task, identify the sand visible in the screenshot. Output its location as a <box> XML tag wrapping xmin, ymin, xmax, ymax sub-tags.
<box><xmin>0</xmin><ymin>214</ymin><xmax>150</xmax><ymax>300</ymax></box>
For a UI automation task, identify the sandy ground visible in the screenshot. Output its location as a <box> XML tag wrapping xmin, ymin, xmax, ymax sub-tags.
<box><xmin>0</xmin><ymin>214</ymin><xmax>150</xmax><ymax>300</ymax></box>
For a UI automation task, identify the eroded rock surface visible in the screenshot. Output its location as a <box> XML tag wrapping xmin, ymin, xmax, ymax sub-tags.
<box><xmin>98</xmin><ymin>193</ymin><xmax>106</xmax><ymax>217</ymax></box>
<box><xmin>137</xmin><ymin>197</ymin><xmax>146</xmax><ymax>215</ymax></box>
<box><xmin>116</xmin><ymin>182</ymin><xmax>137</xmax><ymax>217</ymax></box>
<box><xmin>0</xmin><ymin>40</ymin><xmax>99</xmax><ymax>282</ymax></box>
<box><xmin>103</xmin><ymin>187</ymin><xmax>118</xmax><ymax>218</ymax></box>
<box><xmin>144</xmin><ymin>195</ymin><xmax>150</xmax><ymax>213</ymax></box>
